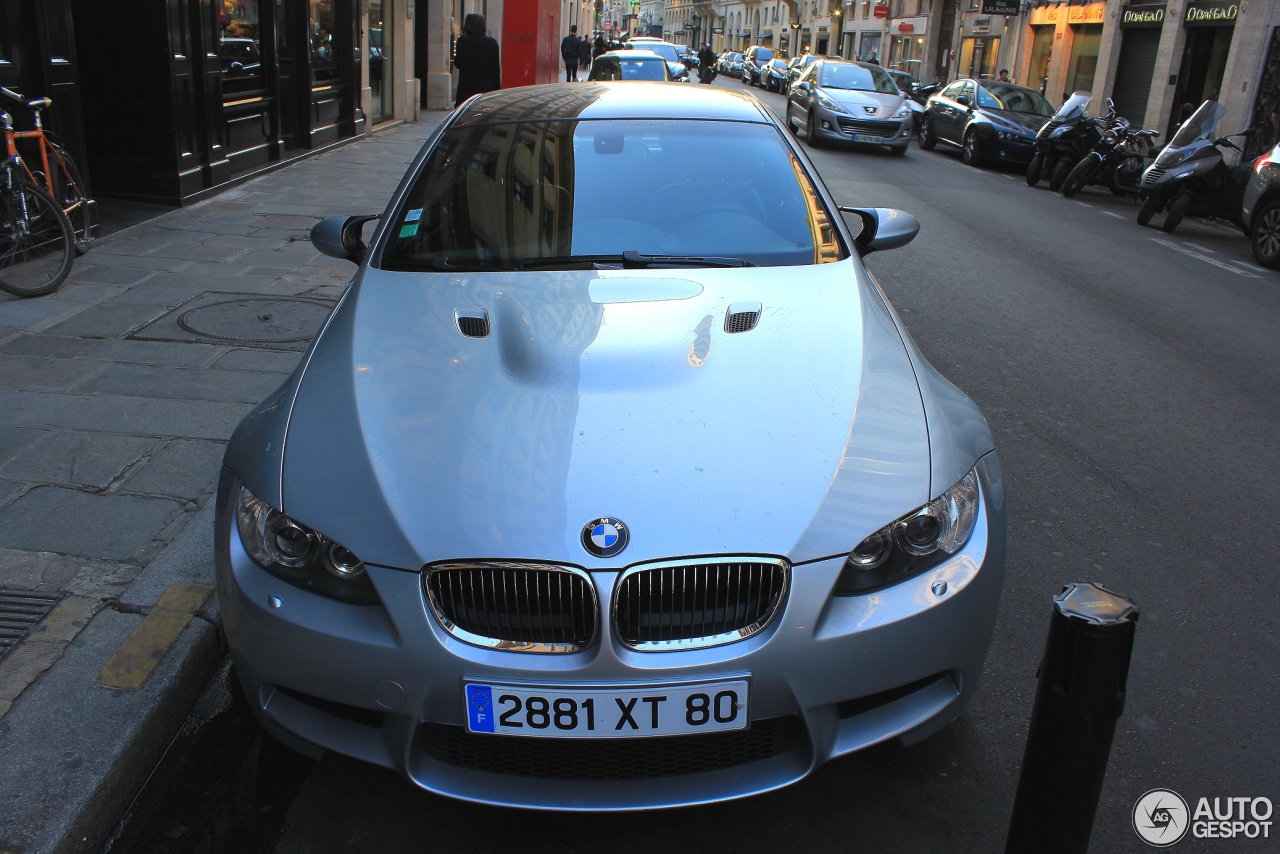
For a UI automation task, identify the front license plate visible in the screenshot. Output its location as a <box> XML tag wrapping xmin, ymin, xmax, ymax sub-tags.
<box><xmin>854</xmin><ymin>134</ymin><xmax>883</xmax><ymax>143</ymax></box>
<box><xmin>464</xmin><ymin>679</ymin><xmax>749</xmax><ymax>739</ymax></box>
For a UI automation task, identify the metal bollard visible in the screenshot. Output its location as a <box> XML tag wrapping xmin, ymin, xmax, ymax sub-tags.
<box><xmin>1005</xmin><ymin>582</ymin><xmax>1139</xmax><ymax>854</ymax></box>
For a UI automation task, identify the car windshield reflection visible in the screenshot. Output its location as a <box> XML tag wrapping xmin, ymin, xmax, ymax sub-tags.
<box><xmin>379</xmin><ymin>118</ymin><xmax>844</xmax><ymax>271</ymax></box>
<box><xmin>976</xmin><ymin>84</ymin><xmax>1053</xmax><ymax>116</ymax></box>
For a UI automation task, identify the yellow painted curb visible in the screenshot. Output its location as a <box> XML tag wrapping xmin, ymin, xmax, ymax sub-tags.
<box><xmin>96</xmin><ymin>583</ymin><xmax>213</xmax><ymax>690</ymax></box>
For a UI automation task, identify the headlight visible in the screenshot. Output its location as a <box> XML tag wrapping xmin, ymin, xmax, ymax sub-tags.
<box><xmin>893</xmin><ymin>105</ymin><xmax>912</xmax><ymax>120</ymax></box>
<box><xmin>815</xmin><ymin>93</ymin><xmax>850</xmax><ymax>115</ymax></box>
<box><xmin>996</xmin><ymin>131</ymin><xmax>1020</xmax><ymax>141</ymax></box>
<box><xmin>235</xmin><ymin>485</ymin><xmax>379</xmax><ymax>603</ymax></box>
<box><xmin>1156</xmin><ymin>149</ymin><xmax>1189</xmax><ymax>168</ymax></box>
<box><xmin>834</xmin><ymin>470</ymin><xmax>980</xmax><ymax>595</ymax></box>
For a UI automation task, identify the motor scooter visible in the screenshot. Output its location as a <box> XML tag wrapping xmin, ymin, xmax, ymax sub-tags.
<box><xmin>1136</xmin><ymin>100</ymin><xmax>1252</xmax><ymax>234</ymax></box>
<box><xmin>1027</xmin><ymin>91</ymin><xmax>1100</xmax><ymax>190</ymax></box>
<box><xmin>1060</xmin><ymin>98</ymin><xmax>1159</xmax><ymax>198</ymax></box>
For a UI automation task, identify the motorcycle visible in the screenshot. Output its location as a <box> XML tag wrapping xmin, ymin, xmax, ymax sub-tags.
<box><xmin>1136</xmin><ymin>100</ymin><xmax>1252</xmax><ymax>234</ymax></box>
<box><xmin>1060</xmin><ymin>98</ymin><xmax>1159</xmax><ymax>198</ymax></box>
<box><xmin>1026</xmin><ymin>91</ymin><xmax>1101</xmax><ymax>191</ymax></box>
<box><xmin>698</xmin><ymin>63</ymin><xmax>717</xmax><ymax>84</ymax></box>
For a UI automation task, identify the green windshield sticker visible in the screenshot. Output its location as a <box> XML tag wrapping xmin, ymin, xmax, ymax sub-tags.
<box><xmin>399</xmin><ymin>223</ymin><xmax>419</xmax><ymax>238</ymax></box>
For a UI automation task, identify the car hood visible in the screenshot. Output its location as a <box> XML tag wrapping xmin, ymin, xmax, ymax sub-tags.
<box><xmin>984</xmin><ymin>109</ymin><xmax>1048</xmax><ymax>136</ymax></box>
<box><xmin>821</xmin><ymin>88</ymin><xmax>904</xmax><ymax>116</ymax></box>
<box><xmin>279</xmin><ymin>262</ymin><xmax>931</xmax><ymax>570</ymax></box>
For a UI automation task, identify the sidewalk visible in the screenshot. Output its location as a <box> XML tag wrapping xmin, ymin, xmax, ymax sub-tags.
<box><xmin>0</xmin><ymin>110</ymin><xmax>450</xmax><ymax>854</ymax></box>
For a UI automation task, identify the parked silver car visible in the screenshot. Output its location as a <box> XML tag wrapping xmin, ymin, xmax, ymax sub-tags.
<box><xmin>216</xmin><ymin>81</ymin><xmax>1006</xmax><ymax>810</ymax></box>
<box><xmin>785</xmin><ymin>59</ymin><xmax>913</xmax><ymax>154</ymax></box>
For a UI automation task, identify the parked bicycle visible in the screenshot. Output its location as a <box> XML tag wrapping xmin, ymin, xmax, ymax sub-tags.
<box><xmin>0</xmin><ymin>146</ymin><xmax>72</xmax><ymax>297</ymax></box>
<box><xmin>1</xmin><ymin>87</ymin><xmax>95</xmax><ymax>256</ymax></box>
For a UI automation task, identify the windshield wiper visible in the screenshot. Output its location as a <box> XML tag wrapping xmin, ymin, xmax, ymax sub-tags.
<box><xmin>517</xmin><ymin>250</ymin><xmax>755</xmax><ymax>269</ymax></box>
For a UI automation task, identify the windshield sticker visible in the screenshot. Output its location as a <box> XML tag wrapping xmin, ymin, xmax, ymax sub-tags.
<box><xmin>405</xmin><ymin>208</ymin><xmax>423</xmax><ymax>222</ymax></box>
<box><xmin>399</xmin><ymin>223</ymin><xmax>419</xmax><ymax>238</ymax></box>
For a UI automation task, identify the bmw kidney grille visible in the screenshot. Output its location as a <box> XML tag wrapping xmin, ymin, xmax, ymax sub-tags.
<box><xmin>424</xmin><ymin>557</ymin><xmax>789</xmax><ymax>653</ymax></box>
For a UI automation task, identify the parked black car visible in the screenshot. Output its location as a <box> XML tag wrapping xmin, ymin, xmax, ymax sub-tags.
<box><xmin>917</xmin><ymin>78</ymin><xmax>1054</xmax><ymax>167</ymax></box>
<box><xmin>741</xmin><ymin>45</ymin><xmax>780</xmax><ymax>87</ymax></box>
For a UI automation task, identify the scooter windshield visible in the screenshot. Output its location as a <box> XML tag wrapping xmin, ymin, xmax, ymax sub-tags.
<box><xmin>1051</xmin><ymin>90</ymin><xmax>1092</xmax><ymax>122</ymax></box>
<box><xmin>1169</xmin><ymin>101</ymin><xmax>1227</xmax><ymax>148</ymax></box>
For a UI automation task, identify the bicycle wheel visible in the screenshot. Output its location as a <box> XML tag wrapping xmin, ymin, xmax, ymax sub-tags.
<box><xmin>0</xmin><ymin>175</ymin><xmax>74</xmax><ymax>297</ymax></box>
<box><xmin>49</xmin><ymin>144</ymin><xmax>93</xmax><ymax>255</ymax></box>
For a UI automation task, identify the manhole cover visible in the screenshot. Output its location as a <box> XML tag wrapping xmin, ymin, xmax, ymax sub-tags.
<box><xmin>178</xmin><ymin>297</ymin><xmax>332</xmax><ymax>344</ymax></box>
<box><xmin>128</xmin><ymin>292</ymin><xmax>338</xmax><ymax>351</ymax></box>
<box><xmin>0</xmin><ymin>589</ymin><xmax>64</xmax><ymax>665</ymax></box>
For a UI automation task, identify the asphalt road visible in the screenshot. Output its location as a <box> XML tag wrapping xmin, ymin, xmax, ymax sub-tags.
<box><xmin>120</xmin><ymin>79</ymin><xmax>1280</xmax><ymax>854</ymax></box>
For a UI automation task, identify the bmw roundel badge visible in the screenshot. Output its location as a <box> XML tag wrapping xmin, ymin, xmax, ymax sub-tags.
<box><xmin>582</xmin><ymin>517</ymin><xmax>629</xmax><ymax>558</ymax></box>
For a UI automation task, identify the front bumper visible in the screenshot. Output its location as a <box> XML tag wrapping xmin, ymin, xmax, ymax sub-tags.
<box><xmin>812</xmin><ymin>107</ymin><xmax>912</xmax><ymax>151</ymax></box>
<box><xmin>215</xmin><ymin>454</ymin><xmax>1006</xmax><ymax>810</ymax></box>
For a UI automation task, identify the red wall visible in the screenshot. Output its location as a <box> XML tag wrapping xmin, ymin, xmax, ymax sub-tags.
<box><xmin>502</xmin><ymin>0</ymin><xmax>561</xmax><ymax>89</ymax></box>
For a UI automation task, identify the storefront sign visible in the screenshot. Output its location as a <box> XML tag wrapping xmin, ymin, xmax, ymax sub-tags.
<box><xmin>898</xmin><ymin>22</ymin><xmax>915</xmax><ymax>31</ymax></box>
<box><xmin>1184</xmin><ymin>2</ymin><xmax>1238</xmax><ymax>25</ymax></box>
<box><xmin>981</xmin><ymin>0</ymin><xmax>1020</xmax><ymax>15</ymax></box>
<box><xmin>1029</xmin><ymin>6</ymin><xmax>1060</xmax><ymax>25</ymax></box>
<box><xmin>1120</xmin><ymin>3</ymin><xmax>1166</xmax><ymax>26</ymax></box>
<box><xmin>1067</xmin><ymin>3</ymin><xmax>1106</xmax><ymax>23</ymax></box>
<box><xmin>873</xmin><ymin>5</ymin><xmax>891</xmax><ymax>18</ymax></box>
<box><xmin>971</xmin><ymin>17</ymin><xmax>992</xmax><ymax>33</ymax></box>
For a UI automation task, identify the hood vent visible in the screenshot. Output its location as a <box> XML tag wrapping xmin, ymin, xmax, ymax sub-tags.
<box><xmin>724</xmin><ymin>302</ymin><xmax>762</xmax><ymax>334</ymax></box>
<box><xmin>454</xmin><ymin>308</ymin><xmax>490</xmax><ymax>338</ymax></box>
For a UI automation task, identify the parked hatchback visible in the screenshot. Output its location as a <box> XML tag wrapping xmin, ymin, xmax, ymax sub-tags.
<box><xmin>785</xmin><ymin>59</ymin><xmax>913</xmax><ymax>154</ymax></box>
<box><xmin>216</xmin><ymin>82</ymin><xmax>1006</xmax><ymax>810</ymax></box>
<box><xmin>741</xmin><ymin>45</ymin><xmax>780</xmax><ymax>87</ymax></box>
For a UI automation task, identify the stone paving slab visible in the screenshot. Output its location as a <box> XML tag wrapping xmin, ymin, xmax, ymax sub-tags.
<box><xmin>0</xmin><ymin>108</ymin><xmax>453</xmax><ymax>853</ymax></box>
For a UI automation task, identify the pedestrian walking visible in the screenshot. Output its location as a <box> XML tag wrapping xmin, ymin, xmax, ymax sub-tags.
<box><xmin>578</xmin><ymin>32</ymin><xmax>593</xmax><ymax>77</ymax></box>
<box><xmin>453</xmin><ymin>13</ymin><xmax>501</xmax><ymax>106</ymax></box>
<box><xmin>593</xmin><ymin>33</ymin><xmax>607</xmax><ymax>60</ymax></box>
<box><xmin>561</xmin><ymin>25</ymin><xmax>582</xmax><ymax>82</ymax></box>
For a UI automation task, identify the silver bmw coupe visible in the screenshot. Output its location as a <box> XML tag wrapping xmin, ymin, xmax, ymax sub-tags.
<box><xmin>215</xmin><ymin>82</ymin><xmax>1007</xmax><ymax>810</ymax></box>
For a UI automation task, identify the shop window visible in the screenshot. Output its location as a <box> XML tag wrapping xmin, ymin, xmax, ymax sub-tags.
<box><xmin>220</xmin><ymin>0</ymin><xmax>264</xmax><ymax>95</ymax></box>
<box><xmin>1067</xmin><ymin>24</ymin><xmax>1102</xmax><ymax>96</ymax></box>
<box><xmin>310</xmin><ymin>0</ymin><xmax>338</xmax><ymax>82</ymax></box>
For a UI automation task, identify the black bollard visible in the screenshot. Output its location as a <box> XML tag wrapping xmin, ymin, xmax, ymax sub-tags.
<box><xmin>1005</xmin><ymin>582</ymin><xmax>1139</xmax><ymax>854</ymax></box>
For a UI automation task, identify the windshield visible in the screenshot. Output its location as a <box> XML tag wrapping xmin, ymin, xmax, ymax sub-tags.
<box><xmin>1049</xmin><ymin>90</ymin><xmax>1092</xmax><ymax>121</ymax></box>
<box><xmin>976</xmin><ymin>84</ymin><xmax>1054</xmax><ymax>115</ymax></box>
<box><xmin>642</xmin><ymin>43</ymin><xmax>679</xmax><ymax>63</ymax></box>
<box><xmin>589</xmin><ymin>56</ymin><xmax>667</xmax><ymax>81</ymax></box>
<box><xmin>1170</xmin><ymin>101</ymin><xmax>1227</xmax><ymax>148</ymax></box>
<box><xmin>818</xmin><ymin>63</ymin><xmax>899</xmax><ymax>95</ymax></box>
<box><xmin>754</xmin><ymin>48</ymin><xmax>775</xmax><ymax>63</ymax></box>
<box><xmin>380</xmin><ymin>119</ymin><xmax>844</xmax><ymax>270</ymax></box>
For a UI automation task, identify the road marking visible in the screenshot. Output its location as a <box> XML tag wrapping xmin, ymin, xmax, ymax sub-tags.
<box><xmin>1233</xmin><ymin>259</ymin><xmax>1268</xmax><ymax>273</ymax></box>
<box><xmin>1149</xmin><ymin>238</ymin><xmax>1261</xmax><ymax>278</ymax></box>
<box><xmin>1101</xmin><ymin>211</ymin><xmax>1125</xmax><ymax>219</ymax></box>
<box><xmin>97</xmin><ymin>583</ymin><xmax>213</xmax><ymax>690</ymax></box>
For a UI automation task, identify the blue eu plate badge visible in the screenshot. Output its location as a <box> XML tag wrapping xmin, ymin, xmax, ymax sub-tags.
<box><xmin>466</xmin><ymin>684</ymin><xmax>495</xmax><ymax>732</ymax></box>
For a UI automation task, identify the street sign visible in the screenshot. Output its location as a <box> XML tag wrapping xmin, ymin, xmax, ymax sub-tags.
<box><xmin>981</xmin><ymin>0</ymin><xmax>1019</xmax><ymax>15</ymax></box>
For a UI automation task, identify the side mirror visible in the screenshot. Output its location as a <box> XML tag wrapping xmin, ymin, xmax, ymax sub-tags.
<box><xmin>311</xmin><ymin>214</ymin><xmax>379</xmax><ymax>263</ymax></box>
<box><xmin>797</xmin><ymin>81</ymin><xmax>811</xmax><ymax>92</ymax></box>
<box><xmin>838</xmin><ymin>207</ymin><xmax>920</xmax><ymax>256</ymax></box>
<box><xmin>956</xmin><ymin>95</ymin><xmax>970</xmax><ymax>107</ymax></box>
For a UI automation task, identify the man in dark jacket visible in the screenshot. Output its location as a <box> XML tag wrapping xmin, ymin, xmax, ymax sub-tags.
<box><xmin>561</xmin><ymin>25</ymin><xmax>581</xmax><ymax>81</ymax></box>
<box><xmin>578</xmin><ymin>32</ymin><xmax>593</xmax><ymax>76</ymax></box>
